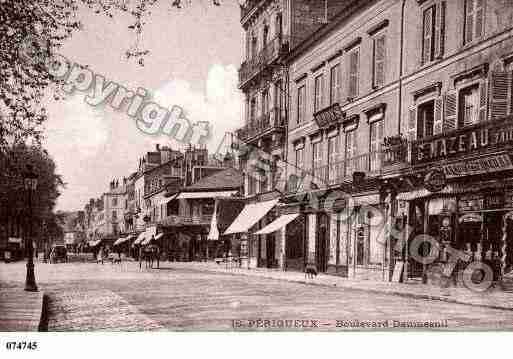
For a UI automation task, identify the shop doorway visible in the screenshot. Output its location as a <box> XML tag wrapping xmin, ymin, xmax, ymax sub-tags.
<box><xmin>285</xmin><ymin>215</ymin><xmax>305</xmax><ymax>271</ymax></box>
<box><xmin>266</xmin><ymin>234</ymin><xmax>276</xmax><ymax>268</ymax></box>
<box><xmin>316</xmin><ymin>213</ymin><xmax>329</xmax><ymax>273</ymax></box>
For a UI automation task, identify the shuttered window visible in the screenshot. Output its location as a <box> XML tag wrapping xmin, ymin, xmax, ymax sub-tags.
<box><xmin>312</xmin><ymin>141</ymin><xmax>324</xmax><ymax>178</ymax></box>
<box><xmin>422</xmin><ymin>6</ymin><xmax>435</xmax><ymax>64</ymax></box>
<box><xmin>297</xmin><ymin>85</ymin><xmax>306</xmax><ymax>124</ymax></box>
<box><xmin>417</xmin><ymin>101</ymin><xmax>435</xmax><ymax>139</ymax></box>
<box><xmin>373</xmin><ymin>35</ymin><xmax>386</xmax><ymax>88</ymax></box>
<box><xmin>458</xmin><ymin>85</ymin><xmax>480</xmax><ymax>127</ymax></box>
<box><xmin>328</xmin><ymin>134</ymin><xmax>341</xmax><ymax>183</ymax></box>
<box><xmin>345</xmin><ymin>130</ymin><xmax>357</xmax><ymax>176</ymax></box>
<box><xmin>422</xmin><ymin>2</ymin><xmax>446</xmax><ymax>64</ymax></box>
<box><xmin>369</xmin><ymin>120</ymin><xmax>384</xmax><ymax>171</ymax></box>
<box><xmin>489</xmin><ymin>71</ymin><xmax>513</xmax><ymax>120</ymax></box>
<box><xmin>314</xmin><ymin>74</ymin><xmax>325</xmax><ymax>112</ymax></box>
<box><xmin>295</xmin><ymin>147</ymin><xmax>304</xmax><ymax>173</ymax></box>
<box><xmin>330</xmin><ymin>64</ymin><xmax>341</xmax><ymax>105</ymax></box>
<box><xmin>348</xmin><ymin>49</ymin><xmax>359</xmax><ymax>99</ymax></box>
<box><xmin>443</xmin><ymin>91</ymin><xmax>457</xmax><ymax>131</ymax></box>
<box><xmin>464</xmin><ymin>0</ymin><xmax>485</xmax><ymax>44</ymax></box>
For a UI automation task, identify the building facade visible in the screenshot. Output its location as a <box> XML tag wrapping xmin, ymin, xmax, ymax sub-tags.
<box><xmin>231</xmin><ymin>0</ymin><xmax>513</xmax><ymax>287</ymax></box>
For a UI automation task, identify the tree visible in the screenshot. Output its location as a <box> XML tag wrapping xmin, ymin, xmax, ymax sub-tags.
<box><xmin>0</xmin><ymin>0</ymin><xmax>223</xmax><ymax>150</ymax></box>
<box><xmin>0</xmin><ymin>143</ymin><xmax>65</xmax><ymax>246</ymax></box>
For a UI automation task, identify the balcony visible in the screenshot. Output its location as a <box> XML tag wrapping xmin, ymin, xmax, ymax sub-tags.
<box><xmin>237</xmin><ymin>107</ymin><xmax>286</xmax><ymax>143</ymax></box>
<box><xmin>239</xmin><ymin>36</ymin><xmax>290</xmax><ymax>88</ymax></box>
<box><xmin>160</xmin><ymin>214</ymin><xmax>213</xmax><ymax>227</ymax></box>
<box><xmin>312</xmin><ymin>152</ymin><xmax>383</xmax><ymax>186</ymax></box>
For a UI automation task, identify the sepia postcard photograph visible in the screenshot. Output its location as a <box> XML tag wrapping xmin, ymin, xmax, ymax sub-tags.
<box><xmin>2</xmin><ymin>0</ymin><xmax>513</xmax><ymax>355</ymax></box>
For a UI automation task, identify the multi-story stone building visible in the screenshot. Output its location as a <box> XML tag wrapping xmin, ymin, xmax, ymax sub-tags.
<box><xmin>228</xmin><ymin>0</ymin><xmax>513</xmax><ymax>287</ymax></box>
<box><xmin>230</xmin><ymin>0</ymin><xmax>349</xmax><ymax>269</ymax></box>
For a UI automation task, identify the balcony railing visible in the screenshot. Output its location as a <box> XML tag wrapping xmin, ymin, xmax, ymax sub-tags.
<box><xmin>239</xmin><ymin>36</ymin><xmax>290</xmax><ymax>87</ymax></box>
<box><xmin>381</xmin><ymin>142</ymin><xmax>409</xmax><ymax>167</ymax></box>
<box><xmin>160</xmin><ymin>214</ymin><xmax>213</xmax><ymax>226</ymax></box>
<box><xmin>237</xmin><ymin>107</ymin><xmax>286</xmax><ymax>142</ymax></box>
<box><xmin>311</xmin><ymin>152</ymin><xmax>383</xmax><ymax>186</ymax></box>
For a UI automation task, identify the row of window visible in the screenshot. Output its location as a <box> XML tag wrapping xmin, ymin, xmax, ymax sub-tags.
<box><xmin>295</xmin><ymin>0</ymin><xmax>486</xmax><ymax>126</ymax></box>
<box><xmin>294</xmin><ymin>118</ymin><xmax>384</xmax><ymax>182</ymax></box>
<box><xmin>297</xmin><ymin>33</ymin><xmax>386</xmax><ymax>124</ymax></box>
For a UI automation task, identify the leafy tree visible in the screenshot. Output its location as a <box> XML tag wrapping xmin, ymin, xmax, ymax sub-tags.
<box><xmin>0</xmin><ymin>143</ymin><xmax>65</xmax><ymax>246</ymax></box>
<box><xmin>0</xmin><ymin>0</ymin><xmax>223</xmax><ymax>150</ymax></box>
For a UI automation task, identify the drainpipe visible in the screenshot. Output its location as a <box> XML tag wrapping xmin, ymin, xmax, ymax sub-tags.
<box><xmin>397</xmin><ymin>0</ymin><xmax>406</xmax><ymax>135</ymax></box>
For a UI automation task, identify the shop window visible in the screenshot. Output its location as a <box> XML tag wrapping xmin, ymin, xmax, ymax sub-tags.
<box><xmin>417</xmin><ymin>100</ymin><xmax>435</xmax><ymax>139</ymax></box>
<box><xmin>464</xmin><ymin>0</ymin><xmax>485</xmax><ymax>45</ymax></box>
<box><xmin>458</xmin><ymin>84</ymin><xmax>480</xmax><ymax>127</ymax></box>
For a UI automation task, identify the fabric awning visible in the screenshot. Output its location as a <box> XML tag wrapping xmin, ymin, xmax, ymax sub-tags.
<box><xmin>113</xmin><ymin>236</ymin><xmax>131</xmax><ymax>246</ymax></box>
<box><xmin>133</xmin><ymin>232</ymin><xmax>146</xmax><ymax>245</ymax></box>
<box><xmin>141</xmin><ymin>237</ymin><xmax>152</xmax><ymax>246</ymax></box>
<box><xmin>8</xmin><ymin>237</ymin><xmax>22</xmax><ymax>244</ymax></box>
<box><xmin>88</xmin><ymin>239</ymin><xmax>101</xmax><ymax>247</ymax></box>
<box><xmin>224</xmin><ymin>199</ymin><xmax>279</xmax><ymax>235</ymax></box>
<box><xmin>154</xmin><ymin>233</ymin><xmax>163</xmax><ymax>240</ymax></box>
<box><xmin>255</xmin><ymin>213</ymin><xmax>299</xmax><ymax>235</ymax></box>
<box><xmin>176</xmin><ymin>191</ymin><xmax>237</xmax><ymax>199</ymax></box>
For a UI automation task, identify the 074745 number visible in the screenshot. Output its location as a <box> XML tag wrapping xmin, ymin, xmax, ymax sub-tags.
<box><xmin>5</xmin><ymin>341</ymin><xmax>38</xmax><ymax>350</ymax></box>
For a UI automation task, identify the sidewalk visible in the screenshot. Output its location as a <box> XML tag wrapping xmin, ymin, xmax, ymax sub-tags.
<box><xmin>0</xmin><ymin>283</ymin><xmax>46</xmax><ymax>331</ymax></box>
<box><xmin>168</xmin><ymin>261</ymin><xmax>513</xmax><ymax>311</ymax></box>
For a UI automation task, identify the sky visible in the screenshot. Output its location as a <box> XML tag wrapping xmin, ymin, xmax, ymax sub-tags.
<box><xmin>42</xmin><ymin>1</ymin><xmax>244</xmax><ymax>212</ymax></box>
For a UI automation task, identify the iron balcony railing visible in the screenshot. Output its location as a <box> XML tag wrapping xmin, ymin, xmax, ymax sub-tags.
<box><xmin>239</xmin><ymin>36</ymin><xmax>290</xmax><ymax>87</ymax></box>
<box><xmin>236</xmin><ymin>107</ymin><xmax>286</xmax><ymax>142</ymax></box>
<box><xmin>311</xmin><ymin>152</ymin><xmax>383</xmax><ymax>186</ymax></box>
<box><xmin>160</xmin><ymin>214</ymin><xmax>213</xmax><ymax>226</ymax></box>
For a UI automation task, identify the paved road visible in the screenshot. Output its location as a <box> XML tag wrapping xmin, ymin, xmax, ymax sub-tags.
<box><xmin>2</xmin><ymin>260</ymin><xmax>513</xmax><ymax>331</ymax></box>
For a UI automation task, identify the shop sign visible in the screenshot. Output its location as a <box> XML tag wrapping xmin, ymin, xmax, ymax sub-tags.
<box><xmin>442</xmin><ymin>154</ymin><xmax>513</xmax><ymax>178</ymax></box>
<box><xmin>424</xmin><ymin>169</ymin><xmax>446</xmax><ymax>192</ymax></box>
<box><xmin>412</xmin><ymin>117</ymin><xmax>513</xmax><ymax>165</ymax></box>
<box><xmin>313</xmin><ymin>103</ymin><xmax>344</xmax><ymax>128</ymax></box>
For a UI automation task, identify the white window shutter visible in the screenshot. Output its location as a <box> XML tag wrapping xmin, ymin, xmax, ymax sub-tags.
<box><xmin>434</xmin><ymin>1</ymin><xmax>446</xmax><ymax>59</ymax></box>
<box><xmin>443</xmin><ymin>90</ymin><xmax>457</xmax><ymax>131</ymax></box>
<box><xmin>489</xmin><ymin>71</ymin><xmax>511</xmax><ymax>120</ymax></box>
<box><xmin>479</xmin><ymin>80</ymin><xmax>488</xmax><ymax>122</ymax></box>
<box><xmin>434</xmin><ymin>97</ymin><xmax>443</xmax><ymax>135</ymax></box>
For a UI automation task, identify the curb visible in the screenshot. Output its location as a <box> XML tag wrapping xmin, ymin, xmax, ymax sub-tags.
<box><xmin>38</xmin><ymin>292</ymin><xmax>48</xmax><ymax>332</ymax></box>
<box><xmin>173</xmin><ymin>264</ymin><xmax>513</xmax><ymax>312</ymax></box>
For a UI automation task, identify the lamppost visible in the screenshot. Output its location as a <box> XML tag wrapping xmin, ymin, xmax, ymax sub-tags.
<box><xmin>24</xmin><ymin>164</ymin><xmax>38</xmax><ymax>292</ymax></box>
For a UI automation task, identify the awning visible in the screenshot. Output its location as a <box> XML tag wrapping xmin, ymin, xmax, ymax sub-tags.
<box><xmin>255</xmin><ymin>213</ymin><xmax>299</xmax><ymax>235</ymax></box>
<box><xmin>88</xmin><ymin>240</ymin><xmax>101</xmax><ymax>247</ymax></box>
<box><xmin>154</xmin><ymin>233</ymin><xmax>163</xmax><ymax>240</ymax></box>
<box><xmin>113</xmin><ymin>236</ymin><xmax>131</xmax><ymax>246</ymax></box>
<box><xmin>224</xmin><ymin>199</ymin><xmax>279</xmax><ymax>235</ymax></box>
<box><xmin>133</xmin><ymin>232</ymin><xmax>146</xmax><ymax>245</ymax></box>
<box><xmin>141</xmin><ymin>237</ymin><xmax>152</xmax><ymax>246</ymax></box>
<box><xmin>396</xmin><ymin>184</ymin><xmax>463</xmax><ymax>201</ymax></box>
<box><xmin>176</xmin><ymin>190</ymin><xmax>237</xmax><ymax>199</ymax></box>
<box><xmin>8</xmin><ymin>237</ymin><xmax>22</xmax><ymax>244</ymax></box>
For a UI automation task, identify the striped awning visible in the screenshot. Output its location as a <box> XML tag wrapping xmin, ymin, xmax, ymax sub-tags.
<box><xmin>255</xmin><ymin>214</ymin><xmax>299</xmax><ymax>235</ymax></box>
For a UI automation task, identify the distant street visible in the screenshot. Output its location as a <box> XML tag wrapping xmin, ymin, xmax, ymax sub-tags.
<box><xmin>2</xmin><ymin>259</ymin><xmax>513</xmax><ymax>331</ymax></box>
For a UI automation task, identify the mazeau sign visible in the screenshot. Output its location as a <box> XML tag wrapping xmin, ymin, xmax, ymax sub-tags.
<box><xmin>413</xmin><ymin>118</ymin><xmax>513</xmax><ymax>165</ymax></box>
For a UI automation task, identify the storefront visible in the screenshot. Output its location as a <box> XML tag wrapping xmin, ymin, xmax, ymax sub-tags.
<box><xmin>390</xmin><ymin>115</ymin><xmax>513</xmax><ymax>286</ymax></box>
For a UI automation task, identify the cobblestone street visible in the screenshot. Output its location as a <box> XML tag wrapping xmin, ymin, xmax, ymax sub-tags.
<box><xmin>2</xmin><ymin>260</ymin><xmax>513</xmax><ymax>331</ymax></box>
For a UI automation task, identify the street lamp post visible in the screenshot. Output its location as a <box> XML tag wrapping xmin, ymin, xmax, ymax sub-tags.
<box><xmin>24</xmin><ymin>164</ymin><xmax>38</xmax><ymax>292</ymax></box>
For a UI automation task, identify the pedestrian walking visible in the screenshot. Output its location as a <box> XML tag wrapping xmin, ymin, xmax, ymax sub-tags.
<box><xmin>97</xmin><ymin>246</ymin><xmax>104</xmax><ymax>265</ymax></box>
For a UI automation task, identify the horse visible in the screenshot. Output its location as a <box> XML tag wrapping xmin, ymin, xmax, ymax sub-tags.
<box><xmin>140</xmin><ymin>244</ymin><xmax>160</xmax><ymax>269</ymax></box>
